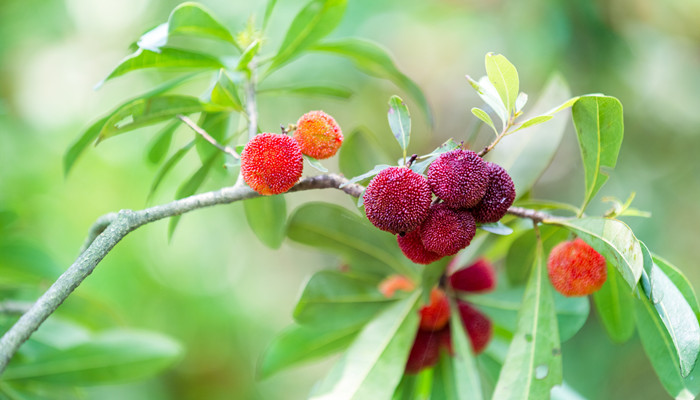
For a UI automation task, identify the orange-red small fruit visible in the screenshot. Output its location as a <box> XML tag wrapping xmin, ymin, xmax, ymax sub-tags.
<box><xmin>456</xmin><ymin>301</ymin><xmax>492</xmax><ymax>354</ymax></box>
<box><xmin>405</xmin><ymin>329</ymin><xmax>442</xmax><ymax>374</ymax></box>
<box><xmin>420</xmin><ymin>203</ymin><xmax>476</xmax><ymax>256</ymax></box>
<box><xmin>449</xmin><ymin>258</ymin><xmax>496</xmax><ymax>293</ymax></box>
<box><xmin>363</xmin><ymin>167</ymin><xmax>432</xmax><ymax>235</ymax></box>
<box><xmin>294</xmin><ymin>110</ymin><xmax>343</xmax><ymax>159</ymax></box>
<box><xmin>397</xmin><ymin>229</ymin><xmax>443</xmax><ymax>265</ymax></box>
<box><xmin>428</xmin><ymin>149</ymin><xmax>489</xmax><ymax>208</ymax></box>
<box><xmin>379</xmin><ymin>275</ymin><xmax>416</xmax><ymax>298</ymax></box>
<box><xmin>240</xmin><ymin>133</ymin><xmax>303</xmax><ymax>195</ymax></box>
<box><xmin>470</xmin><ymin>162</ymin><xmax>516</xmax><ymax>223</ymax></box>
<box><xmin>547</xmin><ymin>238</ymin><xmax>607</xmax><ymax>296</ymax></box>
<box><xmin>419</xmin><ymin>288</ymin><xmax>451</xmax><ymax>331</ymax></box>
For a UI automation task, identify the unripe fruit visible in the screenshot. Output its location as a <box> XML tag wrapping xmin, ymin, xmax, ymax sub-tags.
<box><xmin>456</xmin><ymin>301</ymin><xmax>492</xmax><ymax>354</ymax></box>
<box><xmin>294</xmin><ymin>110</ymin><xmax>343</xmax><ymax>159</ymax></box>
<box><xmin>419</xmin><ymin>288</ymin><xmax>450</xmax><ymax>331</ymax></box>
<box><xmin>378</xmin><ymin>275</ymin><xmax>416</xmax><ymax>298</ymax></box>
<box><xmin>420</xmin><ymin>203</ymin><xmax>476</xmax><ymax>256</ymax></box>
<box><xmin>547</xmin><ymin>238</ymin><xmax>607</xmax><ymax>296</ymax></box>
<box><xmin>363</xmin><ymin>167</ymin><xmax>432</xmax><ymax>235</ymax></box>
<box><xmin>397</xmin><ymin>229</ymin><xmax>443</xmax><ymax>265</ymax></box>
<box><xmin>470</xmin><ymin>162</ymin><xmax>516</xmax><ymax>223</ymax></box>
<box><xmin>449</xmin><ymin>258</ymin><xmax>496</xmax><ymax>293</ymax></box>
<box><xmin>405</xmin><ymin>329</ymin><xmax>442</xmax><ymax>374</ymax></box>
<box><xmin>428</xmin><ymin>149</ymin><xmax>489</xmax><ymax>208</ymax></box>
<box><xmin>240</xmin><ymin>133</ymin><xmax>304</xmax><ymax>195</ymax></box>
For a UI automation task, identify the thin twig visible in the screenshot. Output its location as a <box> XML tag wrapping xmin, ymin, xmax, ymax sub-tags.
<box><xmin>0</xmin><ymin>301</ymin><xmax>33</xmax><ymax>315</ymax></box>
<box><xmin>245</xmin><ymin>61</ymin><xmax>258</xmax><ymax>140</ymax></box>
<box><xmin>177</xmin><ymin>115</ymin><xmax>240</xmax><ymax>159</ymax></box>
<box><xmin>477</xmin><ymin>115</ymin><xmax>514</xmax><ymax>157</ymax></box>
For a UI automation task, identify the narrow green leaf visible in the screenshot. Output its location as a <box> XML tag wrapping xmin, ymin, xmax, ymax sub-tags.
<box><xmin>593</xmin><ymin>264</ymin><xmax>635</xmax><ymax>343</ymax></box>
<box><xmin>258</xmin><ymin>322</ymin><xmax>360</xmax><ymax>379</ymax></box>
<box><xmin>168</xmin><ymin>2</ymin><xmax>237</xmax><ymax>46</ymax></box>
<box><xmin>338</xmin><ymin>129</ymin><xmax>393</xmax><ymax>179</ymax></box>
<box><xmin>314</xmin><ymin>38</ymin><xmax>433</xmax><ymax>126</ymax></box>
<box><xmin>63</xmin><ymin>117</ymin><xmax>109</xmax><ymax>176</ymax></box>
<box><xmin>263</xmin><ymin>0</ymin><xmax>278</xmax><ymax>31</ymax></box>
<box><xmin>258</xmin><ymin>84</ymin><xmax>353</xmax><ymax>99</ymax></box>
<box><xmin>431</xmin><ymin>353</ymin><xmax>459</xmax><ymax>400</ymax></box>
<box><xmin>466</xmin><ymin>75</ymin><xmax>507</xmax><ymax>126</ymax></box>
<box><xmin>512</xmin><ymin>199</ymin><xmax>580</xmax><ymax>215</ymax></box>
<box><xmin>409</xmin><ymin>139</ymin><xmax>460</xmax><ymax>175</ymax></box>
<box><xmin>341</xmin><ymin>164</ymin><xmax>392</xmax><ymax>187</ymax></box>
<box><xmin>515</xmin><ymin>92</ymin><xmax>528</xmax><ymax>113</ymax></box>
<box><xmin>309</xmin><ymin>291</ymin><xmax>421</xmax><ymax>400</ymax></box>
<box><xmin>243</xmin><ymin>195</ymin><xmax>287</xmax><ymax>249</ymax></box>
<box><xmin>572</xmin><ymin>96</ymin><xmax>624</xmax><ymax>212</ymax></box>
<box><xmin>3</xmin><ymin>330</ymin><xmax>182</xmax><ymax>385</ymax></box>
<box><xmin>653</xmin><ymin>255</ymin><xmax>700</xmax><ymax>316</ymax></box>
<box><xmin>471</xmin><ymin>107</ymin><xmax>498</xmax><ymax>135</ymax></box>
<box><xmin>387</xmin><ymin>95</ymin><xmax>411</xmax><ymax>159</ymax></box>
<box><xmin>491</xmin><ymin>240</ymin><xmax>562</xmax><ymax>399</ymax></box>
<box><xmin>147</xmin><ymin>120</ymin><xmax>179</xmax><ymax>164</ymax></box>
<box><xmin>544</xmin><ymin>217</ymin><xmax>643</xmax><ymax>290</ymax></box>
<box><xmin>98</xmin><ymin>48</ymin><xmax>223</xmax><ymax>86</ymax></box>
<box><xmin>136</xmin><ymin>23</ymin><xmax>169</xmax><ymax>52</ymax></box>
<box><xmin>484</xmin><ymin>53</ymin><xmax>519</xmax><ymax>116</ymax></box>
<box><xmin>211</xmin><ymin>70</ymin><xmax>245</xmax><ymax>112</ymax></box>
<box><xmin>449</xmin><ymin>302</ymin><xmax>484</xmax><ymax>399</ymax></box>
<box><xmin>478</xmin><ymin>222</ymin><xmax>513</xmax><ymax>236</ymax></box>
<box><xmin>305</xmin><ymin>156</ymin><xmax>329</xmax><ymax>172</ymax></box>
<box><xmin>236</xmin><ymin>39</ymin><xmax>261</xmax><ymax>71</ymax></box>
<box><xmin>194</xmin><ymin>112</ymin><xmax>230</xmax><ymax>162</ymax></box>
<box><xmin>148</xmin><ymin>140</ymin><xmax>195</xmax><ymax>200</ymax></box>
<box><xmin>510</xmin><ymin>115</ymin><xmax>553</xmax><ymax>134</ymax></box>
<box><xmin>268</xmin><ymin>0</ymin><xmax>347</xmax><ymax>74</ymax></box>
<box><xmin>168</xmin><ymin>154</ymin><xmax>218</xmax><ymax>239</ymax></box>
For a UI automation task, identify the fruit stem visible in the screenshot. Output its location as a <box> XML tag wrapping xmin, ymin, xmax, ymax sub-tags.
<box><xmin>477</xmin><ymin>114</ymin><xmax>515</xmax><ymax>157</ymax></box>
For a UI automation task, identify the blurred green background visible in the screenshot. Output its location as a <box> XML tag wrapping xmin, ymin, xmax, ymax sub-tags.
<box><xmin>1</xmin><ymin>0</ymin><xmax>699</xmax><ymax>398</ymax></box>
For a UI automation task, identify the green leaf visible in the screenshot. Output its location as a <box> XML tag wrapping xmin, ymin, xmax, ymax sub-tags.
<box><xmin>653</xmin><ymin>255</ymin><xmax>700</xmax><ymax>316</ymax></box>
<box><xmin>305</xmin><ymin>155</ymin><xmax>329</xmax><ymax>172</ymax></box>
<box><xmin>314</xmin><ymin>38</ymin><xmax>433</xmax><ymax>126</ymax></box>
<box><xmin>267</xmin><ymin>0</ymin><xmax>347</xmax><ymax>74</ymax></box>
<box><xmin>515</xmin><ymin>92</ymin><xmax>528</xmax><ymax>113</ymax></box>
<box><xmin>387</xmin><ymin>96</ymin><xmax>411</xmax><ymax>160</ymax></box>
<box><xmin>449</xmin><ymin>301</ymin><xmax>484</xmax><ymax>399</ymax></box>
<box><xmin>510</xmin><ymin>115</ymin><xmax>553</xmax><ymax>134</ymax></box>
<box><xmin>593</xmin><ymin>264</ymin><xmax>635</xmax><ymax>343</ymax></box>
<box><xmin>512</xmin><ymin>199</ymin><xmax>580</xmax><ymax>215</ymax></box>
<box><xmin>168</xmin><ymin>153</ymin><xmax>218</xmax><ymax>239</ymax></box>
<box><xmin>63</xmin><ymin>117</ymin><xmax>109</xmax><ymax>176</ymax></box>
<box><xmin>309</xmin><ymin>291</ymin><xmax>421</xmax><ymax>400</ymax></box>
<box><xmin>210</xmin><ymin>70</ymin><xmax>245</xmax><ymax>112</ymax></box>
<box><xmin>236</xmin><ymin>39</ymin><xmax>261</xmax><ymax>71</ymax></box>
<box><xmin>471</xmin><ymin>107</ymin><xmax>498</xmax><ymax>136</ymax></box>
<box><xmin>484</xmin><ymin>53</ymin><xmax>519</xmax><ymax>116</ymax></box>
<box><xmin>259</xmin><ymin>84</ymin><xmax>354</xmax><ymax>99</ymax></box>
<box><xmin>338</xmin><ymin>129</ymin><xmax>393</xmax><ymax>179</ymax></box>
<box><xmin>504</xmin><ymin>225</ymin><xmax>569</xmax><ymax>286</ymax></box>
<box><xmin>3</xmin><ymin>330</ymin><xmax>182</xmax><ymax>385</ymax></box>
<box><xmin>97</xmin><ymin>95</ymin><xmax>212</xmax><ymax>143</ymax></box>
<box><xmin>167</xmin><ymin>2</ymin><xmax>237</xmax><ymax>46</ymax></box>
<box><xmin>431</xmin><ymin>353</ymin><xmax>459</xmax><ymax>400</ymax></box>
<box><xmin>294</xmin><ymin>270</ymin><xmax>391</xmax><ymax>328</ymax></box>
<box><xmin>263</xmin><ymin>0</ymin><xmax>278</xmax><ymax>31</ymax></box>
<box><xmin>466</xmin><ymin>75</ymin><xmax>507</xmax><ymax>126</ymax></box>
<box><xmin>194</xmin><ymin>112</ymin><xmax>230</xmax><ymax>161</ymax></box>
<box><xmin>484</xmin><ymin>75</ymin><xmax>570</xmax><ymax>199</ymax></box>
<box><xmin>491</xmin><ymin>240</ymin><xmax>562</xmax><ymax>399</ymax></box>
<box><xmin>243</xmin><ymin>195</ymin><xmax>287</xmax><ymax>249</ymax></box>
<box><xmin>98</xmin><ymin>48</ymin><xmax>223</xmax><ymax>87</ymax></box>
<box><xmin>258</xmin><ymin>322</ymin><xmax>360</xmax><ymax>379</ymax></box>
<box><xmin>571</xmin><ymin>96</ymin><xmax>624</xmax><ymax>212</ymax></box>
<box><xmin>341</xmin><ymin>164</ymin><xmax>392</xmax><ymax>188</ymax></box>
<box><xmin>409</xmin><ymin>139</ymin><xmax>460</xmax><ymax>175</ymax></box>
<box><xmin>148</xmin><ymin>140</ymin><xmax>195</xmax><ymax>200</ymax></box>
<box><xmin>478</xmin><ymin>222</ymin><xmax>512</xmax><ymax>236</ymax></box>
<box><xmin>544</xmin><ymin>217</ymin><xmax>643</xmax><ymax>290</ymax></box>
<box><xmin>147</xmin><ymin>120</ymin><xmax>179</xmax><ymax>164</ymax></box>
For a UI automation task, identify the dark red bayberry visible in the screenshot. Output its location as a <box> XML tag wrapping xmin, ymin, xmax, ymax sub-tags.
<box><xmin>457</xmin><ymin>301</ymin><xmax>492</xmax><ymax>354</ymax></box>
<box><xmin>470</xmin><ymin>162</ymin><xmax>516</xmax><ymax>223</ymax></box>
<box><xmin>428</xmin><ymin>149</ymin><xmax>489</xmax><ymax>208</ymax></box>
<box><xmin>420</xmin><ymin>203</ymin><xmax>476</xmax><ymax>256</ymax></box>
<box><xmin>449</xmin><ymin>258</ymin><xmax>496</xmax><ymax>293</ymax></box>
<box><xmin>397</xmin><ymin>229</ymin><xmax>443</xmax><ymax>265</ymax></box>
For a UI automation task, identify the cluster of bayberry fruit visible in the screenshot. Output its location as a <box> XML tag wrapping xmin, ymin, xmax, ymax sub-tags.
<box><xmin>380</xmin><ymin>258</ymin><xmax>496</xmax><ymax>374</ymax></box>
<box><xmin>363</xmin><ymin>148</ymin><xmax>516</xmax><ymax>264</ymax></box>
<box><xmin>240</xmin><ymin>111</ymin><xmax>343</xmax><ymax>195</ymax></box>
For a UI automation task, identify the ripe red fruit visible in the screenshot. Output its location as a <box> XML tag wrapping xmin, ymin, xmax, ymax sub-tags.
<box><xmin>470</xmin><ymin>162</ymin><xmax>516</xmax><ymax>223</ymax></box>
<box><xmin>547</xmin><ymin>238</ymin><xmax>607</xmax><ymax>296</ymax></box>
<box><xmin>405</xmin><ymin>329</ymin><xmax>442</xmax><ymax>374</ymax></box>
<box><xmin>293</xmin><ymin>110</ymin><xmax>343</xmax><ymax>159</ymax></box>
<box><xmin>240</xmin><ymin>133</ymin><xmax>303</xmax><ymax>195</ymax></box>
<box><xmin>397</xmin><ymin>229</ymin><xmax>443</xmax><ymax>265</ymax></box>
<box><xmin>456</xmin><ymin>301</ymin><xmax>492</xmax><ymax>354</ymax></box>
<box><xmin>449</xmin><ymin>258</ymin><xmax>496</xmax><ymax>293</ymax></box>
<box><xmin>419</xmin><ymin>203</ymin><xmax>476</xmax><ymax>256</ymax></box>
<box><xmin>427</xmin><ymin>149</ymin><xmax>489</xmax><ymax>208</ymax></box>
<box><xmin>419</xmin><ymin>288</ymin><xmax>451</xmax><ymax>331</ymax></box>
<box><xmin>378</xmin><ymin>275</ymin><xmax>416</xmax><ymax>298</ymax></box>
<box><xmin>363</xmin><ymin>167</ymin><xmax>432</xmax><ymax>235</ymax></box>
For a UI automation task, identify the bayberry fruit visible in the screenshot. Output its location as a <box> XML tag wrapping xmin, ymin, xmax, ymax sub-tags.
<box><xmin>419</xmin><ymin>288</ymin><xmax>450</xmax><ymax>331</ymax></box>
<box><xmin>397</xmin><ymin>229</ymin><xmax>443</xmax><ymax>265</ymax></box>
<box><xmin>378</xmin><ymin>275</ymin><xmax>416</xmax><ymax>298</ymax></box>
<box><xmin>405</xmin><ymin>329</ymin><xmax>442</xmax><ymax>374</ymax></box>
<box><xmin>449</xmin><ymin>258</ymin><xmax>496</xmax><ymax>293</ymax></box>
<box><xmin>456</xmin><ymin>301</ymin><xmax>492</xmax><ymax>354</ymax></box>
<box><xmin>428</xmin><ymin>149</ymin><xmax>489</xmax><ymax>208</ymax></box>
<box><xmin>547</xmin><ymin>238</ymin><xmax>607</xmax><ymax>296</ymax></box>
<box><xmin>470</xmin><ymin>162</ymin><xmax>516</xmax><ymax>223</ymax></box>
<box><xmin>240</xmin><ymin>133</ymin><xmax>303</xmax><ymax>195</ymax></box>
<box><xmin>294</xmin><ymin>110</ymin><xmax>343</xmax><ymax>159</ymax></box>
<box><xmin>420</xmin><ymin>203</ymin><xmax>476</xmax><ymax>256</ymax></box>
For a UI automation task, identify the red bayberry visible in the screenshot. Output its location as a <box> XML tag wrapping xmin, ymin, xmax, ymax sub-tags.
<box><xmin>405</xmin><ymin>329</ymin><xmax>442</xmax><ymax>374</ymax></box>
<box><xmin>427</xmin><ymin>149</ymin><xmax>489</xmax><ymax>208</ymax></box>
<box><xmin>419</xmin><ymin>288</ymin><xmax>451</xmax><ymax>331</ymax></box>
<box><xmin>363</xmin><ymin>167</ymin><xmax>432</xmax><ymax>235</ymax></box>
<box><xmin>456</xmin><ymin>301</ymin><xmax>492</xmax><ymax>354</ymax></box>
<box><xmin>378</xmin><ymin>275</ymin><xmax>416</xmax><ymax>298</ymax></box>
<box><xmin>397</xmin><ymin>229</ymin><xmax>443</xmax><ymax>265</ymax></box>
<box><xmin>240</xmin><ymin>133</ymin><xmax>303</xmax><ymax>195</ymax></box>
<box><xmin>293</xmin><ymin>110</ymin><xmax>343</xmax><ymax>159</ymax></box>
<box><xmin>420</xmin><ymin>203</ymin><xmax>476</xmax><ymax>256</ymax></box>
<box><xmin>470</xmin><ymin>162</ymin><xmax>516</xmax><ymax>223</ymax></box>
<box><xmin>547</xmin><ymin>238</ymin><xmax>607</xmax><ymax>296</ymax></box>
<box><xmin>449</xmin><ymin>258</ymin><xmax>496</xmax><ymax>293</ymax></box>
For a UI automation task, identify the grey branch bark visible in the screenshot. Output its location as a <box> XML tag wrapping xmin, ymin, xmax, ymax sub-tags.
<box><xmin>0</xmin><ymin>171</ymin><xmax>545</xmax><ymax>374</ymax></box>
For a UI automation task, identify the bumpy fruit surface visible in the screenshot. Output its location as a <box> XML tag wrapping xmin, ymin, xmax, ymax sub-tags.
<box><xmin>397</xmin><ymin>229</ymin><xmax>443</xmax><ymax>265</ymax></box>
<box><xmin>405</xmin><ymin>329</ymin><xmax>443</xmax><ymax>374</ymax></box>
<box><xmin>456</xmin><ymin>301</ymin><xmax>492</xmax><ymax>354</ymax></box>
<box><xmin>420</xmin><ymin>203</ymin><xmax>476</xmax><ymax>256</ymax></box>
<box><xmin>379</xmin><ymin>275</ymin><xmax>416</xmax><ymax>298</ymax></box>
<box><xmin>547</xmin><ymin>238</ymin><xmax>607</xmax><ymax>296</ymax></box>
<box><xmin>293</xmin><ymin>110</ymin><xmax>343</xmax><ymax>159</ymax></box>
<box><xmin>470</xmin><ymin>162</ymin><xmax>516</xmax><ymax>223</ymax></box>
<box><xmin>363</xmin><ymin>167</ymin><xmax>432</xmax><ymax>235</ymax></box>
<box><xmin>419</xmin><ymin>288</ymin><xmax>451</xmax><ymax>331</ymax></box>
<box><xmin>449</xmin><ymin>258</ymin><xmax>496</xmax><ymax>293</ymax></box>
<box><xmin>428</xmin><ymin>149</ymin><xmax>489</xmax><ymax>208</ymax></box>
<box><xmin>241</xmin><ymin>133</ymin><xmax>303</xmax><ymax>195</ymax></box>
